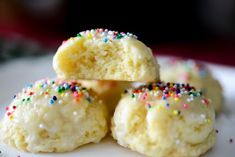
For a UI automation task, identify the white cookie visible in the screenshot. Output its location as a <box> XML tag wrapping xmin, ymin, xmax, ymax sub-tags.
<box><xmin>53</xmin><ymin>29</ymin><xmax>159</xmax><ymax>82</ymax></box>
<box><xmin>0</xmin><ymin>79</ymin><xmax>108</xmax><ymax>153</ymax></box>
<box><xmin>160</xmin><ymin>59</ymin><xmax>223</xmax><ymax>113</ymax></box>
<box><xmin>112</xmin><ymin>82</ymin><xmax>216</xmax><ymax>157</ymax></box>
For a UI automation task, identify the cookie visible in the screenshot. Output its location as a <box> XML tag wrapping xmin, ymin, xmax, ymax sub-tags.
<box><xmin>160</xmin><ymin>59</ymin><xmax>223</xmax><ymax>113</ymax></box>
<box><xmin>111</xmin><ymin>82</ymin><xmax>216</xmax><ymax>157</ymax></box>
<box><xmin>53</xmin><ymin>29</ymin><xmax>159</xmax><ymax>82</ymax></box>
<box><xmin>0</xmin><ymin>79</ymin><xmax>108</xmax><ymax>153</ymax></box>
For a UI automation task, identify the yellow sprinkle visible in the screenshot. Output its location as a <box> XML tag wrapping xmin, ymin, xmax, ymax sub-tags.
<box><xmin>10</xmin><ymin>115</ymin><xmax>14</xmax><ymax>120</ymax></box>
<box><xmin>173</xmin><ymin>110</ymin><xmax>179</xmax><ymax>115</ymax></box>
<box><xmin>206</xmin><ymin>118</ymin><xmax>211</xmax><ymax>123</ymax></box>
<box><xmin>174</xmin><ymin>97</ymin><xmax>179</xmax><ymax>101</ymax></box>
<box><xmin>60</xmin><ymin>93</ymin><xmax>65</xmax><ymax>97</ymax></box>
<box><xmin>87</xmin><ymin>33</ymin><xmax>92</xmax><ymax>39</ymax></box>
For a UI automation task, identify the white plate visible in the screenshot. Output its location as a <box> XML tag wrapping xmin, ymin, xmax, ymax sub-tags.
<box><xmin>0</xmin><ymin>55</ymin><xmax>235</xmax><ymax>157</ymax></box>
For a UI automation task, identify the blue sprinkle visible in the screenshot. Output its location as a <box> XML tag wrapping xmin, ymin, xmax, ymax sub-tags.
<box><xmin>103</xmin><ymin>38</ymin><xmax>108</xmax><ymax>43</ymax></box>
<box><xmin>165</xmin><ymin>103</ymin><xmax>170</xmax><ymax>108</ymax></box>
<box><xmin>75</xmin><ymin>86</ymin><xmax>80</xmax><ymax>91</ymax></box>
<box><xmin>162</xmin><ymin>96</ymin><xmax>166</xmax><ymax>100</ymax></box>
<box><xmin>49</xmin><ymin>99</ymin><xmax>55</xmax><ymax>105</ymax></box>
<box><xmin>63</xmin><ymin>83</ymin><xmax>70</xmax><ymax>90</ymax></box>
<box><xmin>42</xmin><ymin>84</ymin><xmax>47</xmax><ymax>88</ymax></box>
<box><xmin>27</xmin><ymin>84</ymin><xmax>33</xmax><ymax>88</ymax></box>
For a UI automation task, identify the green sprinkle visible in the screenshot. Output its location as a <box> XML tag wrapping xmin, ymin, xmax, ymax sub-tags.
<box><xmin>131</xmin><ymin>94</ymin><xmax>135</xmax><ymax>98</ymax></box>
<box><xmin>116</xmin><ymin>34</ymin><xmax>124</xmax><ymax>39</ymax></box>
<box><xmin>77</xmin><ymin>33</ymin><xmax>82</xmax><ymax>37</ymax></box>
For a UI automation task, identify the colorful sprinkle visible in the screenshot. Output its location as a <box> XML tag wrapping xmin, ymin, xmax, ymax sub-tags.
<box><xmin>230</xmin><ymin>139</ymin><xmax>233</xmax><ymax>143</ymax></box>
<box><xmin>49</xmin><ymin>99</ymin><xmax>55</xmax><ymax>105</ymax></box>
<box><xmin>126</xmin><ymin>82</ymin><xmax>206</xmax><ymax>114</ymax></box>
<box><xmin>165</xmin><ymin>103</ymin><xmax>170</xmax><ymax>108</ymax></box>
<box><xmin>73</xmin><ymin>28</ymin><xmax>137</xmax><ymax>43</ymax></box>
<box><xmin>183</xmin><ymin>103</ymin><xmax>189</xmax><ymax>109</ymax></box>
<box><xmin>173</xmin><ymin>110</ymin><xmax>181</xmax><ymax>116</ymax></box>
<box><xmin>5</xmin><ymin>79</ymin><xmax>94</xmax><ymax>119</ymax></box>
<box><xmin>52</xmin><ymin>96</ymin><xmax>57</xmax><ymax>101</ymax></box>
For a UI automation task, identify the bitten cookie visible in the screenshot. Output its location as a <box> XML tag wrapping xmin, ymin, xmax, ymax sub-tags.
<box><xmin>112</xmin><ymin>82</ymin><xmax>216</xmax><ymax>157</ymax></box>
<box><xmin>78</xmin><ymin>80</ymin><xmax>130</xmax><ymax>113</ymax></box>
<box><xmin>53</xmin><ymin>28</ymin><xmax>159</xmax><ymax>82</ymax></box>
<box><xmin>0</xmin><ymin>79</ymin><xmax>108</xmax><ymax>153</ymax></box>
<box><xmin>160</xmin><ymin>58</ymin><xmax>223</xmax><ymax>113</ymax></box>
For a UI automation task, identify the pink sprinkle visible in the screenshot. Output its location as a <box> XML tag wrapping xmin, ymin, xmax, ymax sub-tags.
<box><xmin>7</xmin><ymin>112</ymin><xmax>11</xmax><ymax>116</ymax></box>
<box><xmin>202</xmin><ymin>98</ymin><xmax>209</xmax><ymax>105</ymax></box>
<box><xmin>183</xmin><ymin>104</ymin><xmax>189</xmax><ymax>109</ymax></box>
<box><xmin>73</xmin><ymin>91</ymin><xmax>78</xmax><ymax>97</ymax></box>
<box><xmin>62</xmin><ymin>40</ymin><xmax>67</xmax><ymax>44</ymax></box>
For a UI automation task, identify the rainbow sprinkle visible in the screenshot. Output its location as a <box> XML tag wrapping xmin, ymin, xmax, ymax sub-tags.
<box><xmin>68</xmin><ymin>28</ymin><xmax>138</xmax><ymax>44</ymax></box>
<box><xmin>5</xmin><ymin>79</ymin><xmax>94</xmax><ymax>120</ymax></box>
<box><xmin>125</xmin><ymin>82</ymin><xmax>210</xmax><ymax>117</ymax></box>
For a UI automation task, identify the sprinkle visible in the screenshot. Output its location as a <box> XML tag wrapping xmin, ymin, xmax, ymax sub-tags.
<box><xmin>229</xmin><ymin>139</ymin><xmax>233</xmax><ymax>143</ymax></box>
<box><xmin>52</xmin><ymin>96</ymin><xmax>57</xmax><ymax>101</ymax></box>
<box><xmin>7</xmin><ymin>112</ymin><xmax>11</xmax><ymax>116</ymax></box>
<box><xmin>173</xmin><ymin>110</ymin><xmax>181</xmax><ymax>116</ymax></box>
<box><xmin>103</xmin><ymin>38</ymin><xmax>108</xmax><ymax>43</ymax></box>
<box><xmin>49</xmin><ymin>99</ymin><xmax>55</xmax><ymax>105</ymax></box>
<box><xmin>77</xmin><ymin>33</ymin><xmax>82</xmax><ymax>37</ymax></box>
<box><xmin>201</xmin><ymin>98</ymin><xmax>209</xmax><ymax>105</ymax></box>
<box><xmin>131</xmin><ymin>94</ymin><xmax>135</xmax><ymax>98</ymax></box>
<box><xmin>165</xmin><ymin>103</ymin><xmax>170</xmax><ymax>108</ymax></box>
<box><xmin>39</xmin><ymin>124</ymin><xmax>45</xmax><ymax>129</ymax></box>
<box><xmin>175</xmin><ymin>139</ymin><xmax>180</xmax><ymax>144</ymax></box>
<box><xmin>206</xmin><ymin>118</ymin><xmax>211</xmax><ymax>123</ymax></box>
<box><xmin>174</xmin><ymin>97</ymin><xmax>179</xmax><ymax>101</ymax></box>
<box><xmin>200</xmin><ymin>114</ymin><xmax>206</xmax><ymax>119</ymax></box>
<box><xmin>75</xmin><ymin>29</ymin><xmax>137</xmax><ymax>42</ymax></box>
<box><xmin>73</xmin><ymin>111</ymin><xmax>78</xmax><ymax>116</ymax></box>
<box><xmin>162</xmin><ymin>96</ymin><xmax>166</xmax><ymax>100</ymax></box>
<box><xmin>183</xmin><ymin>103</ymin><xmax>189</xmax><ymax>109</ymax></box>
<box><xmin>58</xmin><ymin>100</ymin><xmax>63</xmax><ymax>104</ymax></box>
<box><xmin>86</xmin><ymin>97</ymin><xmax>92</xmax><ymax>103</ymax></box>
<box><xmin>13</xmin><ymin>106</ymin><xmax>17</xmax><ymax>110</ymax></box>
<box><xmin>146</xmin><ymin>102</ymin><xmax>152</xmax><ymax>109</ymax></box>
<box><xmin>215</xmin><ymin>129</ymin><xmax>219</xmax><ymax>133</ymax></box>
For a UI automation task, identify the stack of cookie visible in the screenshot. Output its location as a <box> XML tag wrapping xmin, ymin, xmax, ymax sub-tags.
<box><xmin>0</xmin><ymin>29</ymin><xmax>218</xmax><ymax>157</ymax></box>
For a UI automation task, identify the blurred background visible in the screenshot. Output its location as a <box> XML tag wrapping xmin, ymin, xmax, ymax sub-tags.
<box><xmin>0</xmin><ymin>0</ymin><xmax>235</xmax><ymax>65</ymax></box>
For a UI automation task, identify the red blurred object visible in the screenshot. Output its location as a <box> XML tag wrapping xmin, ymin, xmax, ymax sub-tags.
<box><xmin>152</xmin><ymin>41</ymin><xmax>235</xmax><ymax>67</ymax></box>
